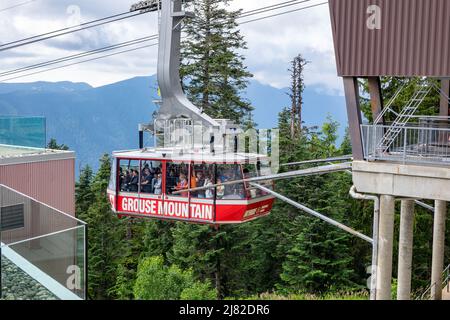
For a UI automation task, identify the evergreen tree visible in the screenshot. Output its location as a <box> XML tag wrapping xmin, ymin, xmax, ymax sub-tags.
<box><xmin>162</xmin><ymin>0</ymin><xmax>258</xmax><ymax>300</ymax></box>
<box><xmin>181</xmin><ymin>0</ymin><xmax>254</xmax><ymax>126</ymax></box>
<box><xmin>360</xmin><ymin>77</ymin><xmax>440</xmax><ymax>123</ymax></box>
<box><xmin>75</xmin><ymin>165</ymin><xmax>94</xmax><ymax>217</ymax></box>
<box><xmin>111</xmin><ymin>217</ymin><xmax>149</xmax><ymax>300</ymax></box>
<box><xmin>288</xmin><ymin>54</ymin><xmax>308</xmax><ymax>138</ymax></box>
<box><xmin>79</xmin><ymin>154</ymin><xmax>122</xmax><ymax>300</ymax></box>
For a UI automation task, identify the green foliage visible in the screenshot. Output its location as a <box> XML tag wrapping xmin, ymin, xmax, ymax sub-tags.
<box><xmin>75</xmin><ymin>165</ymin><xmax>94</xmax><ymax>217</ymax></box>
<box><xmin>77</xmin><ymin>154</ymin><xmax>123</xmax><ymax>300</ymax></box>
<box><xmin>180</xmin><ymin>282</ymin><xmax>217</xmax><ymax>300</ymax></box>
<box><xmin>133</xmin><ymin>256</ymin><xmax>216</xmax><ymax>300</ymax></box>
<box><xmin>74</xmin><ymin>5</ymin><xmax>450</xmax><ymax>300</ymax></box>
<box><xmin>243</xmin><ymin>290</ymin><xmax>369</xmax><ymax>300</ymax></box>
<box><xmin>47</xmin><ymin>138</ymin><xmax>69</xmax><ymax>150</ymax></box>
<box><xmin>272</xmin><ymin>117</ymin><xmax>367</xmax><ymax>294</ymax></box>
<box><xmin>359</xmin><ymin>77</ymin><xmax>441</xmax><ymax>123</ymax></box>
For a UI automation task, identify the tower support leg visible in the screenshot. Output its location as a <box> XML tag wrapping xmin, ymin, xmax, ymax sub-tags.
<box><xmin>431</xmin><ymin>200</ymin><xmax>447</xmax><ymax>300</ymax></box>
<box><xmin>397</xmin><ymin>200</ymin><xmax>415</xmax><ymax>300</ymax></box>
<box><xmin>376</xmin><ymin>195</ymin><xmax>395</xmax><ymax>300</ymax></box>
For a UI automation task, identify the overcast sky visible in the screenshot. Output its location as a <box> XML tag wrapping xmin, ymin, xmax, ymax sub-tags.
<box><xmin>0</xmin><ymin>0</ymin><xmax>343</xmax><ymax>95</ymax></box>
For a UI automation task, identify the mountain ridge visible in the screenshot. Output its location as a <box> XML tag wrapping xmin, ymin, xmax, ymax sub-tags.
<box><xmin>0</xmin><ymin>76</ymin><xmax>347</xmax><ymax>173</ymax></box>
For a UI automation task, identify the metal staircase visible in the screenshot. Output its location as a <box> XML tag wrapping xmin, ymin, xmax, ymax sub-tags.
<box><xmin>375</xmin><ymin>83</ymin><xmax>432</xmax><ymax>154</ymax></box>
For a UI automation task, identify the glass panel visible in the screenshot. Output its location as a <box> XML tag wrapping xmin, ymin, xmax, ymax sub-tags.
<box><xmin>216</xmin><ymin>164</ymin><xmax>245</xmax><ymax>200</ymax></box>
<box><xmin>243</xmin><ymin>163</ymin><xmax>259</xmax><ymax>199</ymax></box>
<box><xmin>0</xmin><ymin>185</ymin><xmax>86</xmax><ymax>300</ymax></box>
<box><xmin>0</xmin><ymin>186</ymin><xmax>82</xmax><ymax>245</ymax></box>
<box><xmin>1</xmin><ymin>226</ymin><xmax>86</xmax><ymax>300</ymax></box>
<box><xmin>166</xmin><ymin>162</ymin><xmax>189</xmax><ymax>197</ymax></box>
<box><xmin>140</xmin><ymin>160</ymin><xmax>163</xmax><ymax>194</ymax></box>
<box><xmin>191</xmin><ymin>163</ymin><xmax>215</xmax><ymax>199</ymax></box>
<box><xmin>0</xmin><ymin>116</ymin><xmax>46</xmax><ymax>149</ymax></box>
<box><xmin>119</xmin><ymin>159</ymin><xmax>140</xmax><ymax>192</ymax></box>
<box><xmin>108</xmin><ymin>158</ymin><xmax>117</xmax><ymax>191</ymax></box>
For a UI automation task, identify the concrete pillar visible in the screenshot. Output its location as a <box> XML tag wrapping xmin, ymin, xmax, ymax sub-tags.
<box><xmin>431</xmin><ymin>200</ymin><xmax>447</xmax><ymax>300</ymax></box>
<box><xmin>397</xmin><ymin>200</ymin><xmax>415</xmax><ymax>300</ymax></box>
<box><xmin>376</xmin><ymin>195</ymin><xmax>395</xmax><ymax>300</ymax></box>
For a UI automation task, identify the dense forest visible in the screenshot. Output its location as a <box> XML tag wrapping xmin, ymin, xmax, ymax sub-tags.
<box><xmin>71</xmin><ymin>0</ymin><xmax>450</xmax><ymax>300</ymax></box>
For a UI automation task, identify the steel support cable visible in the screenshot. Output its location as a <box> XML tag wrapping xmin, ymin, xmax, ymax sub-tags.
<box><xmin>0</xmin><ymin>2</ymin><xmax>329</xmax><ymax>81</ymax></box>
<box><xmin>0</xmin><ymin>35</ymin><xmax>158</xmax><ymax>77</ymax></box>
<box><xmin>0</xmin><ymin>0</ymin><xmax>313</xmax><ymax>51</ymax></box>
<box><xmin>0</xmin><ymin>11</ymin><xmax>147</xmax><ymax>52</ymax></box>
<box><xmin>253</xmin><ymin>183</ymin><xmax>373</xmax><ymax>244</ymax></box>
<box><xmin>0</xmin><ymin>0</ymin><xmax>37</xmax><ymax>13</ymax></box>
<box><xmin>0</xmin><ymin>43</ymin><xmax>159</xmax><ymax>82</ymax></box>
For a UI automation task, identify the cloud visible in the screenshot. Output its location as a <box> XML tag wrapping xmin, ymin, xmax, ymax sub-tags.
<box><xmin>0</xmin><ymin>0</ymin><xmax>343</xmax><ymax>94</ymax></box>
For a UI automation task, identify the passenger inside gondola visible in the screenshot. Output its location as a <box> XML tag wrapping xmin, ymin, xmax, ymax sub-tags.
<box><xmin>166</xmin><ymin>168</ymin><xmax>177</xmax><ymax>194</ymax></box>
<box><xmin>120</xmin><ymin>169</ymin><xmax>131</xmax><ymax>191</ymax></box>
<box><xmin>175</xmin><ymin>173</ymin><xmax>189</xmax><ymax>197</ymax></box>
<box><xmin>193</xmin><ymin>171</ymin><xmax>205</xmax><ymax>198</ymax></box>
<box><xmin>204</xmin><ymin>175</ymin><xmax>214</xmax><ymax>199</ymax></box>
<box><xmin>141</xmin><ymin>167</ymin><xmax>153</xmax><ymax>193</ymax></box>
<box><xmin>128</xmin><ymin>170</ymin><xmax>139</xmax><ymax>192</ymax></box>
<box><xmin>154</xmin><ymin>173</ymin><xmax>162</xmax><ymax>195</ymax></box>
<box><xmin>216</xmin><ymin>165</ymin><xmax>245</xmax><ymax>199</ymax></box>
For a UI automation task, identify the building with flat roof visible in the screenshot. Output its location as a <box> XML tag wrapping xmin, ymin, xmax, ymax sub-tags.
<box><xmin>0</xmin><ymin>117</ymin><xmax>85</xmax><ymax>300</ymax></box>
<box><xmin>0</xmin><ymin>145</ymin><xmax>76</xmax><ymax>215</ymax></box>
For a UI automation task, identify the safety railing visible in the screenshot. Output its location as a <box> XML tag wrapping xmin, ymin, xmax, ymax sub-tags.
<box><xmin>416</xmin><ymin>264</ymin><xmax>450</xmax><ymax>300</ymax></box>
<box><xmin>361</xmin><ymin>124</ymin><xmax>450</xmax><ymax>166</ymax></box>
<box><xmin>0</xmin><ymin>185</ymin><xmax>86</xmax><ymax>300</ymax></box>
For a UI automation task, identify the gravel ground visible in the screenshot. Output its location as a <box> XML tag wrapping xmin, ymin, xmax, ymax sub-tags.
<box><xmin>1</xmin><ymin>257</ymin><xmax>58</xmax><ymax>300</ymax></box>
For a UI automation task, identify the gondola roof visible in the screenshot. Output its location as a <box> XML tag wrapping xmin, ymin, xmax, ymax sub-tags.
<box><xmin>112</xmin><ymin>148</ymin><xmax>269</xmax><ymax>163</ymax></box>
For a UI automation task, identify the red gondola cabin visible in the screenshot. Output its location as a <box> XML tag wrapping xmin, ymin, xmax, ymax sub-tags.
<box><xmin>107</xmin><ymin>149</ymin><xmax>275</xmax><ymax>224</ymax></box>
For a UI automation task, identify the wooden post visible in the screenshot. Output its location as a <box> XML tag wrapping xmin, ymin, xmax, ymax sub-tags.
<box><xmin>343</xmin><ymin>77</ymin><xmax>364</xmax><ymax>160</ymax></box>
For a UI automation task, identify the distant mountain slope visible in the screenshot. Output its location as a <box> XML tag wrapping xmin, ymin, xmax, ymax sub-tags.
<box><xmin>0</xmin><ymin>76</ymin><xmax>347</xmax><ymax>174</ymax></box>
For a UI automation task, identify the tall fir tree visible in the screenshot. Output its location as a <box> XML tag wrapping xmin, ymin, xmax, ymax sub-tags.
<box><xmin>75</xmin><ymin>165</ymin><xmax>94</xmax><ymax>217</ymax></box>
<box><xmin>288</xmin><ymin>54</ymin><xmax>308</xmax><ymax>138</ymax></box>
<box><xmin>78</xmin><ymin>154</ymin><xmax>122</xmax><ymax>300</ymax></box>
<box><xmin>181</xmin><ymin>0</ymin><xmax>254</xmax><ymax>126</ymax></box>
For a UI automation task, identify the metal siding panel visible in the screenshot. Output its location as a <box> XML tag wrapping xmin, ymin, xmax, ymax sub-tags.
<box><xmin>0</xmin><ymin>159</ymin><xmax>75</xmax><ymax>216</ymax></box>
<box><xmin>329</xmin><ymin>0</ymin><xmax>450</xmax><ymax>77</ymax></box>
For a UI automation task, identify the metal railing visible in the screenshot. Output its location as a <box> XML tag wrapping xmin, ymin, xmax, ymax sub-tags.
<box><xmin>416</xmin><ymin>264</ymin><xmax>450</xmax><ymax>300</ymax></box>
<box><xmin>361</xmin><ymin>124</ymin><xmax>450</xmax><ymax>166</ymax></box>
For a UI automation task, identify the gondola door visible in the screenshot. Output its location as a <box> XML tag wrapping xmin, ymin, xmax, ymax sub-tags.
<box><xmin>163</xmin><ymin>161</ymin><xmax>191</xmax><ymax>222</ymax></box>
<box><xmin>189</xmin><ymin>162</ymin><xmax>215</xmax><ymax>224</ymax></box>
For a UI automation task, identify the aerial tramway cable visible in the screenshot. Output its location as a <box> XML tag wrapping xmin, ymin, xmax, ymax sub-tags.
<box><xmin>0</xmin><ymin>1</ymin><xmax>328</xmax><ymax>82</ymax></box>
